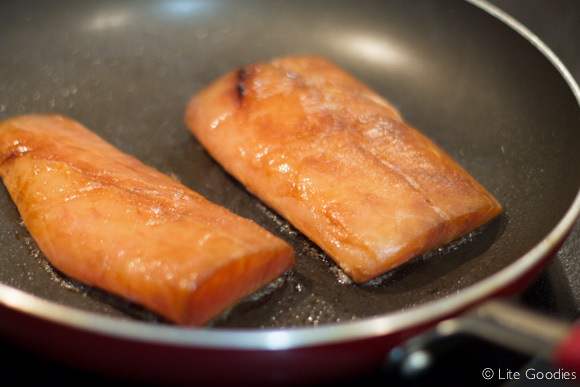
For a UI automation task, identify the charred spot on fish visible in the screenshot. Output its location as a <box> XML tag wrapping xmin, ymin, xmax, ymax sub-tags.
<box><xmin>236</xmin><ymin>68</ymin><xmax>248</xmax><ymax>106</ymax></box>
<box><xmin>236</xmin><ymin>84</ymin><xmax>245</xmax><ymax>104</ymax></box>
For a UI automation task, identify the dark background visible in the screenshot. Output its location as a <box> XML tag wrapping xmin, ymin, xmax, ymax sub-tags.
<box><xmin>1</xmin><ymin>0</ymin><xmax>579</xmax><ymax>385</ymax></box>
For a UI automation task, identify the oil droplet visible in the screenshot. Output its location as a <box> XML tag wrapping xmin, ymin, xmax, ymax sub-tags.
<box><xmin>156</xmin><ymin>67</ymin><xmax>167</xmax><ymax>78</ymax></box>
<box><xmin>194</xmin><ymin>26</ymin><xmax>208</xmax><ymax>40</ymax></box>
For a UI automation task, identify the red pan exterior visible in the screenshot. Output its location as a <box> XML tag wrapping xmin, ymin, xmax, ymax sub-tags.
<box><xmin>0</xmin><ymin>238</ymin><xmax>563</xmax><ymax>385</ymax></box>
<box><xmin>0</xmin><ymin>0</ymin><xmax>579</xmax><ymax>384</ymax></box>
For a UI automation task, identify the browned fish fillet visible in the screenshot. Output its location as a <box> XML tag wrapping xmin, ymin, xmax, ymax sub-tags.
<box><xmin>0</xmin><ymin>114</ymin><xmax>294</xmax><ymax>325</ymax></box>
<box><xmin>185</xmin><ymin>56</ymin><xmax>502</xmax><ymax>283</ymax></box>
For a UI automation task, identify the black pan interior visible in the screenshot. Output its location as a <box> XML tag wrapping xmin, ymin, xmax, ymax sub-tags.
<box><xmin>0</xmin><ymin>0</ymin><xmax>579</xmax><ymax>328</ymax></box>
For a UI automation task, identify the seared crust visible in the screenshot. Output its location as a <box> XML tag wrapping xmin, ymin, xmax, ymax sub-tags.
<box><xmin>185</xmin><ymin>56</ymin><xmax>501</xmax><ymax>283</ymax></box>
<box><xmin>0</xmin><ymin>114</ymin><xmax>294</xmax><ymax>325</ymax></box>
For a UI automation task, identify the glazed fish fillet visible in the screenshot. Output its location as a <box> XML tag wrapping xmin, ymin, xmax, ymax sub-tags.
<box><xmin>0</xmin><ymin>114</ymin><xmax>294</xmax><ymax>326</ymax></box>
<box><xmin>185</xmin><ymin>56</ymin><xmax>502</xmax><ymax>283</ymax></box>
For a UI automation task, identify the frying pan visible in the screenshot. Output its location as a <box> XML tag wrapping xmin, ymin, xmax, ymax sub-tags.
<box><xmin>1</xmin><ymin>0</ymin><xmax>579</xmax><ymax>384</ymax></box>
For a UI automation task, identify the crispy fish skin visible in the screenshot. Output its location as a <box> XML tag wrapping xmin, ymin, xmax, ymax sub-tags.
<box><xmin>0</xmin><ymin>114</ymin><xmax>294</xmax><ymax>326</ymax></box>
<box><xmin>185</xmin><ymin>56</ymin><xmax>502</xmax><ymax>283</ymax></box>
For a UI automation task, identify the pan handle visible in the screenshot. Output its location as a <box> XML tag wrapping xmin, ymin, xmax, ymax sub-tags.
<box><xmin>554</xmin><ymin>322</ymin><xmax>580</xmax><ymax>377</ymax></box>
<box><xmin>388</xmin><ymin>298</ymin><xmax>580</xmax><ymax>381</ymax></box>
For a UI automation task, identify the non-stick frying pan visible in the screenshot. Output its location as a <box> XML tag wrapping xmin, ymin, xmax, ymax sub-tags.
<box><xmin>1</xmin><ymin>0</ymin><xmax>580</xmax><ymax>384</ymax></box>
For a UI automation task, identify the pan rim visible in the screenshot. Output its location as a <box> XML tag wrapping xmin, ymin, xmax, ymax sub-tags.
<box><xmin>0</xmin><ymin>0</ymin><xmax>579</xmax><ymax>351</ymax></box>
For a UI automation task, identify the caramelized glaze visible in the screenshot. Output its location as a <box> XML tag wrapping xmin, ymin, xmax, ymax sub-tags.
<box><xmin>0</xmin><ymin>114</ymin><xmax>294</xmax><ymax>325</ymax></box>
<box><xmin>186</xmin><ymin>56</ymin><xmax>501</xmax><ymax>283</ymax></box>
